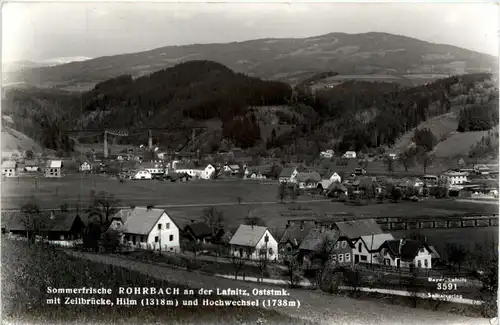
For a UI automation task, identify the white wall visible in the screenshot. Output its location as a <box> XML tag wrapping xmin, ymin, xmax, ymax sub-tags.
<box><xmin>414</xmin><ymin>248</ymin><xmax>432</xmax><ymax>269</ymax></box>
<box><xmin>146</xmin><ymin>212</ymin><xmax>180</xmax><ymax>252</ymax></box>
<box><xmin>330</xmin><ymin>173</ymin><xmax>341</xmax><ymax>182</ymax></box>
<box><xmin>353</xmin><ymin>239</ymin><xmax>376</xmax><ymax>264</ymax></box>
<box><xmin>231</xmin><ymin>230</ymin><xmax>279</xmax><ymax>261</ymax></box>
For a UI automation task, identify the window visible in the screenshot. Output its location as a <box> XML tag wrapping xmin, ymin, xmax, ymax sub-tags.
<box><xmin>424</xmin><ymin>259</ymin><xmax>428</xmax><ymax>267</ymax></box>
<box><xmin>338</xmin><ymin>254</ymin><xmax>344</xmax><ymax>263</ymax></box>
<box><xmin>334</xmin><ymin>242</ymin><xmax>340</xmax><ymax>249</ymax></box>
<box><xmin>287</xmin><ymin>246</ymin><xmax>292</xmax><ymax>252</ymax></box>
<box><xmin>166</xmin><ymin>223</ymin><xmax>170</xmax><ymax>229</ymax></box>
<box><xmin>124</xmin><ymin>235</ymin><xmax>129</xmax><ymax>241</ymax></box>
<box><xmin>264</xmin><ymin>235</ymin><xmax>269</xmax><ymax>243</ymax></box>
<box><xmin>358</xmin><ymin>242</ymin><xmax>363</xmax><ymax>253</ymax></box>
<box><xmin>360</xmin><ymin>255</ymin><xmax>367</xmax><ymax>261</ymax></box>
<box><xmin>417</xmin><ymin>260</ymin><xmax>422</xmax><ymax>268</ymax></box>
<box><xmin>331</xmin><ymin>254</ymin><xmax>337</xmax><ymax>261</ymax></box>
<box><xmin>345</xmin><ymin>253</ymin><xmax>351</xmax><ymax>262</ymax></box>
<box><xmin>141</xmin><ymin>236</ymin><xmax>145</xmax><ymax>242</ymax></box>
<box><xmin>158</xmin><ymin>224</ymin><xmax>162</xmax><ymax>230</ymax></box>
<box><xmin>155</xmin><ymin>236</ymin><xmax>159</xmax><ymax>243</ymax></box>
<box><xmin>341</xmin><ymin>241</ymin><xmax>347</xmax><ymax>248</ymax></box>
<box><xmin>169</xmin><ymin>235</ymin><xmax>174</xmax><ymax>241</ymax></box>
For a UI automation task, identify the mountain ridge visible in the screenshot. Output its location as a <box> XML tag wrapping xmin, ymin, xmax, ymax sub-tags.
<box><xmin>6</xmin><ymin>32</ymin><xmax>497</xmax><ymax>89</ymax></box>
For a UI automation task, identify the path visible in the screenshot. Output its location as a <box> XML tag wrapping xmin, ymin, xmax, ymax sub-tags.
<box><xmin>65</xmin><ymin>250</ymin><xmax>490</xmax><ymax>325</ymax></box>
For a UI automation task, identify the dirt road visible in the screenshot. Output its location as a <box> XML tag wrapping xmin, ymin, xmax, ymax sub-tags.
<box><xmin>65</xmin><ymin>250</ymin><xmax>491</xmax><ymax>325</ymax></box>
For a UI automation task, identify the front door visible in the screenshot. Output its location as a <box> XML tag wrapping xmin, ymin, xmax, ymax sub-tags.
<box><xmin>354</xmin><ymin>254</ymin><xmax>360</xmax><ymax>264</ymax></box>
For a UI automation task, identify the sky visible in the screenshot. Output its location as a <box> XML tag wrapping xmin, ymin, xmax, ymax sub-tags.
<box><xmin>2</xmin><ymin>1</ymin><xmax>499</xmax><ymax>63</ymax></box>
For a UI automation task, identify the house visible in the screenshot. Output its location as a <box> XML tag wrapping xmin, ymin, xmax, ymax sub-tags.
<box><xmin>229</xmin><ymin>224</ymin><xmax>278</xmax><ymax>261</ymax></box>
<box><xmin>378</xmin><ymin>239</ymin><xmax>433</xmax><ymax>269</ymax></box>
<box><xmin>24</xmin><ymin>159</ymin><xmax>41</xmax><ymax>172</ymax></box>
<box><xmin>319</xmin><ymin>172</ymin><xmax>342</xmax><ymax>190</ymax></box>
<box><xmin>223</xmin><ymin>164</ymin><xmax>241</xmax><ymax>175</ymax></box>
<box><xmin>422</xmin><ymin>175</ymin><xmax>439</xmax><ymax>185</ymax></box>
<box><xmin>244</xmin><ymin>165</ymin><xmax>272</xmax><ymax>179</ymax></box>
<box><xmin>133</xmin><ymin>170</ymin><xmax>152</xmax><ymax>180</ymax></box>
<box><xmin>183</xmin><ymin>221</ymin><xmax>223</xmax><ymax>243</ymax></box>
<box><xmin>334</xmin><ymin>219</ymin><xmax>384</xmax><ymax>243</ymax></box>
<box><xmin>325</xmin><ymin>182</ymin><xmax>348</xmax><ymax>197</ymax></box>
<box><xmin>279</xmin><ymin>221</ymin><xmax>318</xmax><ymax>255</ymax></box>
<box><xmin>278</xmin><ymin>167</ymin><xmax>298</xmax><ymax>183</ymax></box>
<box><xmin>298</xmin><ymin>228</ymin><xmax>354</xmax><ymax>269</ymax></box>
<box><xmin>342</xmin><ymin>151</ymin><xmax>357</xmax><ymax>159</ymax></box>
<box><xmin>388</xmin><ymin>153</ymin><xmax>398</xmax><ymax>160</ymax></box>
<box><xmin>320</xmin><ymin>149</ymin><xmax>334</xmax><ymax>159</ymax></box>
<box><xmin>79</xmin><ymin>161</ymin><xmax>92</xmax><ymax>172</ymax></box>
<box><xmin>199</xmin><ymin>164</ymin><xmax>216</xmax><ymax>179</ymax></box>
<box><xmin>441</xmin><ymin>171</ymin><xmax>468</xmax><ymax>185</ymax></box>
<box><xmin>45</xmin><ymin>160</ymin><xmax>63</xmax><ymax>178</ymax></box>
<box><xmin>351</xmin><ymin>233</ymin><xmax>395</xmax><ymax>265</ymax></box>
<box><xmin>6</xmin><ymin>211</ymin><xmax>85</xmax><ymax>241</ymax></box>
<box><xmin>174</xmin><ymin>162</ymin><xmax>198</xmax><ymax>178</ymax></box>
<box><xmin>140</xmin><ymin>161</ymin><xmax>165</xmax><ymax>176</ymax></box>
<box><xmin>2</xmin><ymin>161</ymin><xmax>17</xmax><ymax>177</ymax></box>
<box><xmin>110</xmin><ymin>207</ymin><xmax>181</xmax><ymax>252</ymax></box>
<box><xmin>296</xmin><ymin>172</ymin><xmax>322</xmax><ymax>189</ymax></box>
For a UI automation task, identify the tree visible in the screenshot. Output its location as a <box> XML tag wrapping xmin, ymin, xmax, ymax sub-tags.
<box><xmin>231</xmin><ymin>255</ymin><xmax>246</xmax><ymax>280</ymax></box>
<box><xmin>417</xmin><ymin>149</ymin><xmax>434</xmax><ymax>174</ymax></box>
<box><xmin>284</xmin><ymin>257</ymin><xmax>303</xmax><ymax>288</ymax></box>
<box><xmin>445</xmin><ymin>243</ymin><xmax>467</xmax><ymax>271</ymax></box>
<box><xmin>100</xmin><ymin>229</ymin><xmax>122</xmax><ymax>253</ymax></box>
<box><xmin>290</xmin><ymin>185</ymin><xmax>299</xmax><ymax>202</ymax></box>
<box><xmin>202</xmin><ymin>207</ymin><xmax>224</xmax><ymax>237</ymax></box>
<box><xmin>278</xmin><ymin>182</ymin><xmax>286</xmax><ymax>203</ymax></box>
<box><xmin>86</xmin><ymin>191</ymin><xmax>120</xmax><ymax>226</ymax></box>
<box><xmin>398</xmin><ymin>150</ymin><xmax>416</xmax><ymax>172</ymax></box>
<box><xmin>20</xmin><ymin>200</ymin><xmax>43</xmax><ymax>243</ymax></box>
<box><xmin>25</xmin><ymin>150</ymin><xmax>34</xmax><ymax>160</ymax></box>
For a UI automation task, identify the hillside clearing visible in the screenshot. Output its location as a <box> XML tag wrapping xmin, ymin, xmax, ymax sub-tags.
<box><xmin>433</xmin><ymin>127</ymin><xmax>499</xmax><ymax>158</ymax></box>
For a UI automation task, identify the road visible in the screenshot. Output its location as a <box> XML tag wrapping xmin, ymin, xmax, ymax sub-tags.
<box><xmin>65</xmin><ymin>250</ymin><xmax>491</xmax><ymax>325</ymax></box>
<box><xmin>0</xmin><ymin>199</ymin><xmax>331</xmax><ymax>212</ymax></box>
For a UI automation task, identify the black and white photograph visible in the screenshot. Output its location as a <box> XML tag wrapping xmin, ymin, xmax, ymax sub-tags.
<box><xmin>1</xmin><ymin>1</ymin><xmax>499</xmax><ymax>324</ymax></box>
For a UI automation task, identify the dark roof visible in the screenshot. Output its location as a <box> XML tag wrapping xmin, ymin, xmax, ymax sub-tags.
<box><xmin>175</xmin><ymin>162</ymin><xmax>196</xmax><ymax>170</ymax></box>
<box><xmin>6</xmin><ymin>211</ymin><xmax>83</xmax><ymax>232</ymax></box>
<box><xmin>280</xmin><ymin>222</ymin><xmax>318</xmax><ymax>247</ymax></box>
<box><xmin>279</xmin><ymin>167</ymin><xmax>296</xmax><ymax>178</ymax></box>
<box><xmin>296</xmin><ymin>172</ymin><xmax>322</xmax><ymax>183</ymax></box>
<box><xmin>335</xmin><ymin>219</ymin><xmax>383</xmax><ymax>239</ymax></box>
<box><xmin>24</xmin><ymin>159</ymin><xmax>40</xmax><ymax>166</ymax></box>
<box><xmin>184</xmin><ymin>222</ymin><xmax>212</xmax><ymax>238</ymax></box>
<box><xmin>327</xmin><ymin>181</ymin><xmax>348</xmax><ymax>192</ymax></box>
<box><xmin>299</xmin><ymin>228</ymin><xmax>340</xmax><ymax>252</ymax></box>
<box><xmin>382</xmin><ymin>239</ymin><xmax>430</xmax><ymax>262</ymax></box>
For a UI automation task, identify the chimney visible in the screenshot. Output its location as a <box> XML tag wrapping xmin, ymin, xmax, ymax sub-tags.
<box><xmin>147</xmin><ymin>205</ymin><xmax>154</xmax><ymax>210</ymax></box>
<box><xmin>399</xmin><ymin>238</ymin><xmax>406</xmax><ymax>255</ymax></box>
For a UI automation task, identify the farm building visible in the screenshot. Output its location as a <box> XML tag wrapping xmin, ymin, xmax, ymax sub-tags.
<box><xmin>278</xmin><ymin>167</ymin><xmax>298</xmax><ymax>183</ymax></box>
<box><xmin>109</xmin><ymin>207</ymin><xmax>181</xmax><ymax>252</ymax></box>
<box><xmin>45</xmin><ymin>160</ymin><xmax>63</xmax><ymax>178</ymax></box>
<box><xmin>229</xmin><ymin>224</ymin><xmax>278</xmax><ymax>261</ymax></box>
<box><xmin>140</xmin><ymin>161</ymin><xmax>165</xmax><ymax>176</ymax></box>
<box><xmin>79</xmin><ymin>161</ymin><xmax>92</xmax><ymax>172</ymax></box>
<box><xmin>279</xmin><ymin>221</ymin><xmax>317</xmax><ymax>255</ymax></box>
<box><xmin>183</xmin><ymin>221</ymin><xmax>223</xmax><ymax>243</ymax></box>
<box><xmin>441</xmin><ymin>171</ymin><xmax>468</xmax><ymax>185</ymax></box>
<box><xmin>297</xmin><ymin>228</ymin><xmax>353</xmax><ymax>269</ymax></box>
<box><xmin>223</xmin><ymin>164</ymin><xmax>241</xmax><ymax>175</ymax></box>
<box><xmin>244</xmin><ymin>165</ymin><xmax>272</xmax><ymax>179</ymax></box>
<box><xmin>2</xmin><ymin>160</ymin><xmax>17</xmax><ymax>177</ymax></box>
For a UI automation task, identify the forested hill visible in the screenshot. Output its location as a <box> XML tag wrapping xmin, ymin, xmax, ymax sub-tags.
<box><xmin>1</xmin><ymin>60</ymin><xmax>497</xmax><ymax>159</ymax></box>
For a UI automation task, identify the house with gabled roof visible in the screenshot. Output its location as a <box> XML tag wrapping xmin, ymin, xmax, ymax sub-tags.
<box><xmin>296</xmin><ymin>172</ymin><xmax>322</xmax><ymax>189</ymax></box>
<box><xmin>279</xmin><ymin>221</ymin><xmax>317</xmax><ymax>255</ymax></box>
<box><xmin>24</xmin><ymin>159</ymin><xmax>41</xmax><ymax>172</ymax></box>
<box><xmin>278</xmin><ymin>167</ymin><xmax>298</xmax><ymax>183</ymax></box>
<box><xmin>45</xmin><ymin>160</ymin><xmax>63</xmax><ymax>178</ymax></box>
<box><xmin>2</xmin><ymin>160</ymin><xmax>17</xmax><ymax>177</ymax></box>
<box><xmin>378</xmin><ymin>238</ymin><xmax>433</xmax><ymax>269</ymax></box>
<box><xmin>109</xmin><ymin>207</ymin><xmax>181</xmax><ymax>252</ymax></box>
<box><xmin>229</xmin><ymin>224</ymin><xmax>278</xmax><ymax>261</ymax></box>
<box><xmin>244</xmin><ymin>165</ymin><xmax>272</xmax><ymax>180</ymax></box>
<box><xmin>351</xmin><ymin>233</ymin><xmax>395</xmax><ymax>265</ymax></box>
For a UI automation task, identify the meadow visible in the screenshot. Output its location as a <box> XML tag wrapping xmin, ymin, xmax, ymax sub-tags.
<box><xmin>1</xmin><ymin>238</ymin><xmax>314</xmax><ymax>325</ymax></box>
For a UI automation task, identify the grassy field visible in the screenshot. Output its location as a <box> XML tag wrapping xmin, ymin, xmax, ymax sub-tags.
<box><xmin>1</xmin><ymin>238</ymin><xmax>314</xmax><ymax>325</ymax></box>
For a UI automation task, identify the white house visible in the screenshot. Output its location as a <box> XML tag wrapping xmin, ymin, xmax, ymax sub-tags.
<box><xmin>351</xmin><ymin>233</ymin><xmax>395</xmax><ymax>265</ymax></box>
<box><xmin>133</xmin><ymin>170</ymin><xmax>152</xmax><ymax>180</ymax></box>
<box><xmin>24</xmin><ymin>160</ymin><xmax>40</xmax><ymax>172</ymax></box>
<box><xmin>79</xmin><ymin>161</ymin><xmax>92</xmax><ymax>172</ymax></box>
<box><xmin>45</xmin><ymin>160</ymin><xmax>63</xmax><ymax>178</ymax></box>
<box><xmin>278</xmin><ymin>167</ymin><xmax>298</xmax><ymax>183</ymax></box>
<box><xmin>378</xmin><ymin>239</ymin><xmax>433</xmax><ymax>269</ymax></box>
<box><xmin>342</xmin><ymin>151</ymin><xmax>357</xmax><ymax>159</ymax></box>
<box><xmin>320</xmin><ymin>149</ymin><xmax>335</xmax><ymax>159</ymax></box>
<box><xmin>200</xmin><ymin>164</ymin><xmax>216</xmax><ymax>179</ymax></box>
<box><xmin>320</xmin><ymin>172</ymin><xmax>342</xmax><ymax>190</ymax></box>
<box><xmin>141</xmin><ymin>161</ymin><xmax>165</xmax><ymax>175</ymax></box>
<box><xmin>174</xmin><ymin>162</ymin><xmax>198</xmax><ymax>178</ymax></box>
<box><xmin>441</xmin><ymin>171</ymin><xmax>468</xmax><ymax>185</ymax></box>
<box><xmin>2</xmin><ymin>161</ymin><xmax>17</xmax><ymax>177</ymax></box>
<box><xmin>109</xmin><ymin>207</ymin><xmax>180</xmax><ymax>252</ymax></box>
<box><xmin>229</xmin><ymin>225</ymin><xmax>279</xmax><ymax>261</ymax></box>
